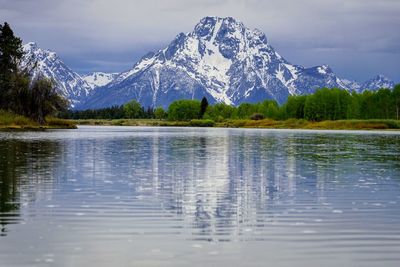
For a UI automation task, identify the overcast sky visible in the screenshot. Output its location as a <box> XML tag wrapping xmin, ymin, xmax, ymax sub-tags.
<box><xmin>1</xmin><ymin>0</ymin><xmax>399</xmax><ymax>82</ymax></box>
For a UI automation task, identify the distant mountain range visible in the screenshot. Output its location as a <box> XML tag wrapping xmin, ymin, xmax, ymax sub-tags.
<box><xmin>21</xmin><ymin>17</ymin><xmax>395</xmax><ymax>110</ymax></box>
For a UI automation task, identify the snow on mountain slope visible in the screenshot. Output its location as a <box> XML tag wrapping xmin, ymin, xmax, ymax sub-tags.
<box><xmin>82</xmin><ymin>72</ymin><xmax>118</xmax><ymax>89</ymax></box>
<box><xmin>22</xmin><ymin>18</ymin><xmax>393</xmax><ymax>110</ymax></box>
<box><xmin>80</xmin><ymin>16</ymin><xmax>364</xmax><ymax>110</ymax></box>
<box><xmin>361</xmin><ymin>75</ymin><xmax>395</xmax><ymax>91</ymax></box>
<box><xmin>20</xmin><ymin>42</ymin><xmax>93</xmax><ymax>107</ymax></box>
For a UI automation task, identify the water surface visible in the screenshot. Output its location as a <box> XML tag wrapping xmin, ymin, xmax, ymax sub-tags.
<box><xmin>1</xmin><ymin>126</ymin><xmax>400</xmax><ymax>266</ymax></box>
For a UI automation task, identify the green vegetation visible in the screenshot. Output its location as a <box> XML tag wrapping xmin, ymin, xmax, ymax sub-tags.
<box><xmin>70</xmin><ymin>117</ymin><xmax>399</xmax><ymax>130</ymax></box>
<box><xmin>123</xmin><ymin>99</ymin><xmax>144</xmax><ymax>118</ymax></box>
<box><xmin>189</xmin><ymin>119</ymin><xmax>215</xmax><ymax>127</ymax></box>
<box><xmin>154</xmin><ymin>107</ymin><xmax>167</xmax><ymax>120</ymax></box>
<box><xmin>0</xmin><ymin>110</ymin><xmax>76</xmax><ymax>129</ymax></box>
<box><xmin>1</xmin><ymin>22</ymin><xmax>398</xmax><ymax>132</ymax></box>
<box><xmin>63</xmin><ymin>85</ymin><xmax>400</xmax><ymax>130</ymax></box>
<box><xmin>216</xmin><ymin>118</ymin><xmax>400</xmax><ymax>130</ymax></box>
<box><xmin>167</xmin><ymin>99</ymin><xmax>201</xmax><ymax>121</ymax></box>
<box><xmin>200</xmin><ymin>96</ymin><xmax>209</xmax><ymax>118</ymax></box>
<box><xmin>60</xmin><ymin>105</ymin><xmax>154</xmax><ymax>120</ymax></box>
<box><xmin>0</xmin><ymin>22</ymin><xmax>70</xmax><ymax>127</ymax></box>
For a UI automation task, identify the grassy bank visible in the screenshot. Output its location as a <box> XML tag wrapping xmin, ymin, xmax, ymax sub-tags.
<box><xmin>216</xmin><ymin>119</ymin><xmax>400</xmax><ymax>130</ymax></box>
<box><xmin>73</xmin><ymin>118</ymin><xmax>400</xmax><ymax>130</ymax></box>
<box><xmin>0</xmin><ymin>110</ymin><xmax>77</xmax><ymax>130</ymax></box>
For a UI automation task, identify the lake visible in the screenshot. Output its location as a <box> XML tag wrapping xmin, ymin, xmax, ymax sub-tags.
<box><xmin>1</xmin><ymin>126</ymin><xmax>400</xmax><ymax>266</ymax></box>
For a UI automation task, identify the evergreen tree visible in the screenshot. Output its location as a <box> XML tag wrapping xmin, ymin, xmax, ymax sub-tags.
<box><xmin>200</xmin><ymin>97</ymin><xmax>209</xmax><ymax>118</ymax></box>
<box><xmin>0</xmin><ymin>22</ymin><xmax>24</xmax><ymax>109</ymax></box>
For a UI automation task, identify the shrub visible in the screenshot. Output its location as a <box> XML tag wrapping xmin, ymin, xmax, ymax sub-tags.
<box><xmin>250</xmin><ymin>113</ymin><xmax>265</xmax><ymax>120</ymax></box>
<box><xmin>189</xmin><ymin>119</ymin><xmax>215</xmax><ymax>127</ymax></box>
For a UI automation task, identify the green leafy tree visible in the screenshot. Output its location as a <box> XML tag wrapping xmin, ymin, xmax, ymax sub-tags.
<box><xmin>265</xmin><ymin>100</ymin><xmax>279</xmax><ymax>119</ymax></box>
<box><xmin>236</xmin><ymin>103</ymin><xmax>256</xmax><ymax>119</ymax></box>
<box><xmin>61</xmin><ymin>85</ymin><xmax>400</xmax><ymax>122</ymax></box>
<box><xmin>9</xmin><ymin>71</ymin><xmax>30</xmax><ymax>115</ymax></box>
<box><xmin>304</xmin><ymin>94</ymin><xmax>320</xmax><ymax>121</ymax></box>
<box><xmin>359</xmin><ymin>90</ymin><xmax>374</xmax><ymax>119</ymax></box>
<box><xmin>28</xmin><ymin>78</ymin><xmax>68</xmax><ymax>124</ymax></box>
<box><xmin>284</xmin><ymin>95</ymin><xmax>307</xmax><ymax>119</ymax></box>
<box><xmin>154</xmin><ymin>107</ymin><xmax>167</xmax><ymax>120</ymax></box>
<box><xmin>123</xmin><ymin>99</ymin><xmax>143</xmax><ymax>118</ymax></box>
<box><xmin>332</xmin><ymin>88</ymin><xmax>350</xmax><ymax>120</ymax></box>
<box><xmin>347</xmin><ymin>92</ymin><xmax>361</xmax><ymax>119</ymax></box>
<box><xmin>204</xmin><ymin>103</ymin><xmax>236</xmax><ymax>121</ymax></box>
<box><xmin>375</xmin><ymin>89</ymin><xmax>392</xmax><ymax>119</ymax></box>
<box><xmin>167</xmin><ymin>99</ymin><xmax>200</xmax><ymax>121</ymax></box>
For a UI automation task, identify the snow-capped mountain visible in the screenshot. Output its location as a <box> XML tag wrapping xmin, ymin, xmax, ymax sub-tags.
<box><xmin>22</xmin><ymin>18</ymin><xmax>394</xmax><ymax>110</ymax></box>
<box><xmin>361</xmin><ymin>75</ymin><xmax>395</xmax><ymax>91</ymax></box>
<box><xmin>80</xmin><ymin>16</ymin><xmax>395</xmax><ymax>110</ymax></box>
<box><xmin>20</xmin><ymin>42</ymin><xmax>93</xmax><ymax>107</ymax></box>
<box><xmin>82</xmin><ymin>72</ymin><xmax>118</xmax><ymax>89</ymax></box>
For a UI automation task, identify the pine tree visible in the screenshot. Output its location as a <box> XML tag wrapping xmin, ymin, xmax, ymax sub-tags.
<box><xmin>0</xmin><ymin>22</ymin><xmax>24</xmax><ymax>109</ymax></box>
<box><xmin>200</xmin><ymin>97</ymin><xmax>209</xmax><ymax>119</ymax></box>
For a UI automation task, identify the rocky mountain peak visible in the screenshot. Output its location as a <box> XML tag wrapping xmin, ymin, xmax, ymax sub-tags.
<box><xmin>20</xmin><ymin>42</ymin><xmax>92</xmax><ymax>107</ymax></box>
<box><xmin>19</xmin><ymin>17</ymin><xmax>394</xmax><ymax>110</ymax></box>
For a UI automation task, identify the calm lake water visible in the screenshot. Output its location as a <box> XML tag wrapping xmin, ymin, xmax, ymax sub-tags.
<box><xmin>0</xmin><ymin>126</ymin><xmax>400</xmax><ymax>266</ymax></box>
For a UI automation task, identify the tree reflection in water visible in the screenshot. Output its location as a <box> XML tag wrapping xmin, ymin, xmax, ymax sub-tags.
<box><xmin>0</xmin><ymin>139</ymin><xmax>61</xmax><ymax>236</ymax></box>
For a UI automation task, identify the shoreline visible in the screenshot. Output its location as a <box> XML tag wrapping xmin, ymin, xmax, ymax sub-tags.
<box><xmin>0</xmin><ymin>125</ymin><xmax>77</xmax><ymax>131</ymax></box>
<box><xmin>2</xmin><ymin>112</ymin><xmax>399</xmax><ymax>131</ymax></box>
<box><xmin>71</xmin><ymin>118</ymin><xmax>400</xmax><ymax>131</ymax></box>
<box><xmin>0</xmin><ymin>111</ymin><xmax>77</xmax><ymax>130</ymax></box>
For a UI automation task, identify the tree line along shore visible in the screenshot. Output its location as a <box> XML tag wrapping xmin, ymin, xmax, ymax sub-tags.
<box><xmin>60</xmin><ymin>85</ymin><xmax>400</xmax><ymax>130</ymax></box>
<box><xmin>1</xmin><ymin>21</ymin><xmax>400</xmax><ymax>130</ymax></box>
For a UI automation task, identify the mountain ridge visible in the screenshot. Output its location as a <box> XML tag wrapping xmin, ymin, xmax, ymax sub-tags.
<box><xmin>20</xmin><ymin>42</ymin><xmax>93</xmax><ymax>107</ymax></box>
<box><xmin>79</xmin><ymin>16</ymin><xmax>395</xmax><ymax>110</ymax></box>
<box><xmin>20</xmin><ymin>17</ymin><xmax>395</xmax><ymax>110</ymax></box>
<box><xmin>82</xmin><ymin>72</ymin><xmax>119</xmax><ymax>89</ymax></box>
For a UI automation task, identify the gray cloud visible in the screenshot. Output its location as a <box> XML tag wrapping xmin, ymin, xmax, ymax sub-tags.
<box><xmin>1</xmin><ymin>0</ymin><xmax>399</xmax><ymax>82</ymax></box>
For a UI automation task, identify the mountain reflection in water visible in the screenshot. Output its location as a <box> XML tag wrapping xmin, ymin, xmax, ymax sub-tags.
<box><xmin>0</xmin><ymin>127</ymin><xmax>399</xmax><ymax>266</ymax></box>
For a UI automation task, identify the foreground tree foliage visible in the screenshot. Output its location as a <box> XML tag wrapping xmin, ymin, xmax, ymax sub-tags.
<box><xmin>0</xmin><ymin>22</ymin><xmax>68</xmax><ymax>124</ymax></box>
